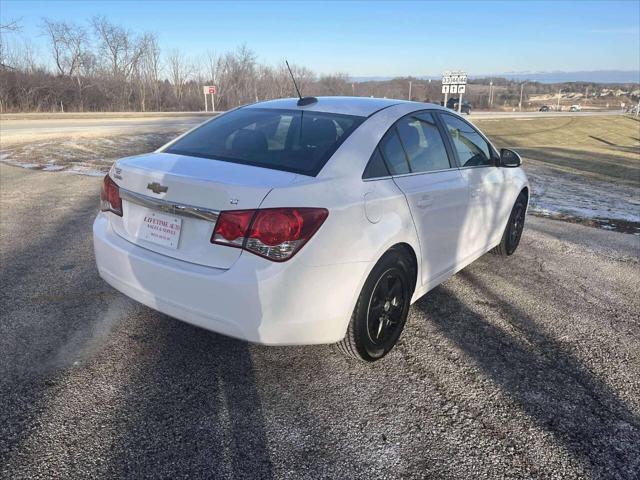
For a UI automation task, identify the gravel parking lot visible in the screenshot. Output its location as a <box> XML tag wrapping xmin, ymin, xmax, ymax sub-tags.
<box><xmin>1</xmin><ymin>161</ymin><xmax>638</xmax><ymax>479</ymax></box>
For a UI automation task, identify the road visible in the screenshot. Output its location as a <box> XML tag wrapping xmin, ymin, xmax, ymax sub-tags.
<box><xmin>469</xmin><ymin>110</ymin><xmax>624</xmax><ymax>119</ymax></box>
<box><xmin>1</xmin><ymin>163</ymin><xmax>638</xmax><ymax>479</ymax></box>
<box><xmin>0</xmin><ymin>114</ymin><xmax>214</xmax><ymax>144</ymax></box>
<box><xmin>0</xmin><ymin>110</ymin><xmax>624</xmax><ymax>143</ymax></box>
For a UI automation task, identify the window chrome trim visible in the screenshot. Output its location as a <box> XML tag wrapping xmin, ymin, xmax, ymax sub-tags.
<box><xmin>362</xmin><ymin>167</ymin><xmax>456</xmax><ymax>182</ymax></box>
<box><xmin>119</xmin><ymin>188</ymin><xmax>220</xmax><ymax>223</ymax></box>
<box><xmin>456</xmin><ymin>164</ymin><xmax>498</xmax><ymax>170</ymax></box>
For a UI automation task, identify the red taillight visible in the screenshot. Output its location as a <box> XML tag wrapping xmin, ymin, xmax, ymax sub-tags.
<box><xmin>211</xmin><ymin>210</ymin><xmax>255</xmax><ymax>247</ymax></box>
<box><xmin>100</xmin><ymin>175</ymin><xmax>122</xmax><ymax>216</ymax></box>
<box><xmin>212</xmin><ymin>208</ymin><xmax>328</xmax><ymax>261</ymax></box>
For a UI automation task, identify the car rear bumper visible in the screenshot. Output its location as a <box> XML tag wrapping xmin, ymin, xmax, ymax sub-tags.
<box><xmin>93</xmin><ymin>213</ymin><xmax>367</xmax><ymax>345</ymax></box>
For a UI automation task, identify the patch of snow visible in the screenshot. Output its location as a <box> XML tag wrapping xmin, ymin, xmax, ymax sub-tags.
<box><xmin>526</xmin><ymin>165</ymin><xmax>640</xmax><ymax>224</ymax></box>
<box><xmin>42</xmin><ymin>164</ymin><xmax>65</xmax><ymax>172</ymax></box>
<box><xmin>63</xmin><ymin>165</ymin><xmax>107</xmax><ymax>177</ymax></box>
<box><xmin>11</xmin><ymin>162</ymin><xmax>40</xmax><ymax>169</ymax></box>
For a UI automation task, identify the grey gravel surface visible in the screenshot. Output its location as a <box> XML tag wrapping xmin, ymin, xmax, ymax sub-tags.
<box><xmin>1</xmin><ymin>163</ymin><xmax>639</xmax><ymax>479</ymax></box>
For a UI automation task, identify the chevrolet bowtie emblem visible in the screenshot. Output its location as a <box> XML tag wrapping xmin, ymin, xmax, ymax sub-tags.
<box><xmin>147</xmin><ymin>182</ymin><xmax>168</xmax><ymax>194</ymax></box>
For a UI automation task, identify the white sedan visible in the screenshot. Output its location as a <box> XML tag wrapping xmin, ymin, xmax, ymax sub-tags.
<box><xmin>94</xmin><ymin>96</ymin><xmax>528</xmax><ymax>361</ymax></box>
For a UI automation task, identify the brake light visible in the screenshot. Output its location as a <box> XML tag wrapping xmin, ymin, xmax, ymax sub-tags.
<box><xmin>212</xmin><ymin>208</ymin><xmax>328</xmax><ymax>261</ymax></box>
<box><xmin>211</xmin><ymin>210</ymin><xmax>255</xmax><ymax>247</ymax></box>
<box><xmin>100</xmin><ymin>174</ymin><xmax>123</xmax><ymax>216</ymax></box>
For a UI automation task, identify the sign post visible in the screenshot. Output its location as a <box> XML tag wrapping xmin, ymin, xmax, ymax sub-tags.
<box><xmin>442</xmin><ymin>84</ymin><xmax>450</xmax><ymax>107</ymax></box>
<box><xmin>203</xmin><ymin>85</ymin><xmax>217</xmax><ymax>112</ymax></box>
<box><xmin>441</xmin><ymin>71</ymin><xmax>467</xmax><ymax>113</ymax></box>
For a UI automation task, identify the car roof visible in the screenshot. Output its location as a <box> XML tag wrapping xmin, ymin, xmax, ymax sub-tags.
<box><xmin>244</xmin><ymin>96</ymin><xmax>445</xmax><ymax>117</ymax></box>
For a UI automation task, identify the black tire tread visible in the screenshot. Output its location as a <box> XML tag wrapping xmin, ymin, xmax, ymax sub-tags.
<box><xmin>336</xmin><ymin>248</ymin><xmax>414</xmax><ymax>361</ymax></box>
<box><xmin>335</xmin><ymin>309</ymin><xmax>360</xmax><ymax>359</ymax></box>
<box><xmin>491</xmin><ymin>191</ymin><xmax>527</xmax><ymax>256</ymax></box>
<box><xmin>490</xmin><ymin>242</ymin><xmax>507</xmax><ymax>256</ymax></box>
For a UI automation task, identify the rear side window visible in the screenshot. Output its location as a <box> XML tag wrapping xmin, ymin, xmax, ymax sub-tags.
<box><xmin>396</xmin><ymin>114</ymin><xmax>451</xmax><ymax>173</ymax></box>
<box><xmin>380</xmin><ymin>130</ymin><xmax>410</xmax><ymax>175</ymax></box>
<box><xmin>440</xmin><ymin>114</ymin><xmax>492</xmax><ymax>167</ymax></box>
<box><xmin>165</xmin><ymin>108</ymin><xmax>365</xmax><ymax>176</ymax></box>
<box><xmin>363</xmin><ymin>148</ymin><xmax>390</xmax><ymax>179</ymax></box>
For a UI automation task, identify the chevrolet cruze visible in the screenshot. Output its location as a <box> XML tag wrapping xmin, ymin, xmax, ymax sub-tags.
<box><xmin>93</xmin><ymin>96</ymin><xmax>529</xmax><ymax>361</ymax></box>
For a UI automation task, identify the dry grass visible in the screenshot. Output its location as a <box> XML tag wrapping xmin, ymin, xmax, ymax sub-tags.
<box><xmin>475</xmin><ymin>116</ymin><xmax>640</xmax><ymax>185</ymax></box>
<box><xmin>475</xmin><ymin>115</ymin><xmax>640</xmax><ymax>233</ymax></box>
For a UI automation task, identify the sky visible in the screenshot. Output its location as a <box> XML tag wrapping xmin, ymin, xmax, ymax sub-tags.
<box><xmin>2</xmin><ymin>0</ymin><xmax>639</xmax><ymax>77</ymax></box>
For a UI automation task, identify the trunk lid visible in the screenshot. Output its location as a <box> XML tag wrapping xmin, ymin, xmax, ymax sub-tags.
<box><xmin>109</xmin><ymin>152</ymin><xmax>298</xmax><ymax>268</ymax></box>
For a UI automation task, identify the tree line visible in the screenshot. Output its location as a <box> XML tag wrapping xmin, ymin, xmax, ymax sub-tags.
<box><xmin>1</xmin><ymin>17</ymin><xmax>635</xmax><ymax>113</ymax></box>
<box><xmin>0</xmin><ymin>16</ymin><xmax>357</xmax><ymax>112</ymax></box>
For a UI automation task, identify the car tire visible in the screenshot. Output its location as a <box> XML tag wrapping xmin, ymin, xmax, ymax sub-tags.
<box><xmin>336</xmin><ymin>248</ymin><xmax>414</xmax><ymax>362</ymax></box>
<box><xmin>492</xmin><ymin>192</ymin><xmax>527</xmax><ymax>256</ymax></box>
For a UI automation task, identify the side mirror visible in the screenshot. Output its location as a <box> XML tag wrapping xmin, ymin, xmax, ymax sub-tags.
<box><xmin>500</xmin><ymin>148</ymin><xmax>522</xmax><ymax>168</ymax></box>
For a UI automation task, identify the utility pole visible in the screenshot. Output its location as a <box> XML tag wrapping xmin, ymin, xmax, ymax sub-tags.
<box><xmin>556</xmin><ymin>89</ymin><xmax>562</xmax><ymax>111</ymax></box>
<box><xmin>489</xmin><ymin>81</ymin><xmax>493</xmax><ymax>108</ymax></box>
<box><xmin>409</xmin><ymin>81</ymin><xmax>412</xmax><ymax>100</ymax></box>
<box><xmin>519</xmin><ymin>82</ymin><xmax>526</xmax><ymax>112</ymax></box>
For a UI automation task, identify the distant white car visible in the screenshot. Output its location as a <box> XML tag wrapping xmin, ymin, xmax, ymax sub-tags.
<box><xmin>94</xmin><ymin>96</ymin><xmax>529</xmax><ymax>361</ymax></box>
<box><xmin>570</xmin><ymin>104</ymin><xmax>582</xmax><ymax>112</ymax></box>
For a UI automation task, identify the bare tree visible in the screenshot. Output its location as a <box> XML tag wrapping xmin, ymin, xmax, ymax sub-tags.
<box><xmin>205</xmin><ymin>50</ymin><xmax>218</xmax><ymax>85</ymax></box>
<box><xmin>92</xmin><ymin>15</ymin><xmax>145</xmax><ymax>109</ymax></box>
<box><xmin>0</xmin><ymin>17</ymin><xmax>21</xmax><ymax>70</ymax></box>
<box><xmin>139</xmin><ymin>33</ymin><xmax>161</xmax><ymax>111</ymax></box>
<box><xmin>317</xmin><ymin>73</ymin><xmax>351</xmax><ymax>96</ymax></box>
<box><xmin>42</xmin><ymin>19</ymin><xmax>92</xmax><ymax>110</ymax></box>
<box><xmin>166</xmin><ymin>49</ymin><xmax>192</xmax><ymax>109</ymax></box>
<box><xmin>214</xmin><ymin>44</ymin><xmax>259</xmax><ymax>108</ymax></box>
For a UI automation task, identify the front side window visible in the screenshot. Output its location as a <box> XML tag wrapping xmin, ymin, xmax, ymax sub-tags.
<box><xmin>165</xmin><ymin>108</ymin><xmax>365</xmax><ymax>176</ymax></box>
<box><xmin>440</xmin><ymin>114</ymin><xmax>493</xmax><ymax>167</ymax></box>
<box><xmin>396</xmin><ymin>113</ymin><xmax>451</xmax><ymax>173</ymax></box>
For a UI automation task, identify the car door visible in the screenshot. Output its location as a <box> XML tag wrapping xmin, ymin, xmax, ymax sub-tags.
<box><xmin>438</xmin><ymin>112</ymin><xmax>507</xmax><ymax>260</ymax></box>
<box><xmin>377</xmin><ymin>112</ymin><xmax>469</xmax><ymax>287</ymax></box>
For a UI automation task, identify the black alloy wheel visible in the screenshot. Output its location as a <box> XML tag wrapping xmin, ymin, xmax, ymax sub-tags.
<box><xmin>366</xmin><ymin>269</ymin><xmax>407</xmax><ymax>348</ymax></box>
<box><xmin>336</xmin><ymin>248</ymin><xmax>414</xmax><ymax>361</ymax></box>
<box><xmin>507</xmin><ymin>201</ymin><xmax>525</xmax><ymax>254</ymax></box>
<box><xmin>492</xmin><ymin>192</ymin><xmax>527</xmax><ymax>256</ymax></box>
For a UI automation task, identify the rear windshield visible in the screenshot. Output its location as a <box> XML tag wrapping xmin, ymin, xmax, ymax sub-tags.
<box><xmin>165</xmin><ymin>108</ymin><xmax>365</xmax><ymax>176</ymax></box>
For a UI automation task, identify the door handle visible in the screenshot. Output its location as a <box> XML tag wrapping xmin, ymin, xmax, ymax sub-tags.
<box><xmin>470</xmin><ymin>188</ymin><xmax>482</xmax><ymax>199</ymax></box>
<box><xmin>417</xmin><ymin>196</ymin><xmax>433</xmax><ymax>209</ymax></box>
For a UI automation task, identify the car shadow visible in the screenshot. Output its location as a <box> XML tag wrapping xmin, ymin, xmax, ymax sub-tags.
<box><xmin>413</xmin><ymin>271</ymin><xmax>640</xmax><ymax>479</ymax></box>
<box><xmin>103</xmin><ymin>317</ymin><xmax>273</xmax><ymax>479</ymax></box>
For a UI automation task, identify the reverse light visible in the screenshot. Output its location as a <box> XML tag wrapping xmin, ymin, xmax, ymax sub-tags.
<box><xmin>100</xmin><ymin>174</ymin><xmax>123</xmax><ymax>216</ymax></box>
<box><xmin>212</xmin><ymin>207</ymin><xmax>328</xmax><ymax>261</ymax></box>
